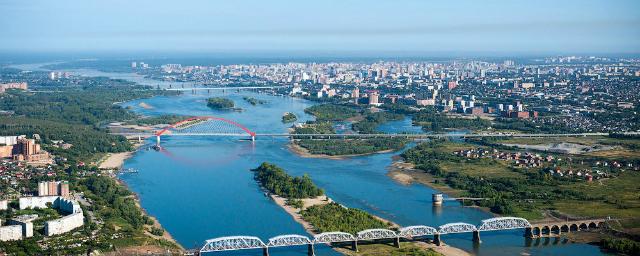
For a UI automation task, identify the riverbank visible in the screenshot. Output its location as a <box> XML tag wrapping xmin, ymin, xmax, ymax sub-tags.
<box><xmin>269</xmin><ymin>192</ymin><xmax>469</xmax><ymax>256</ymax></box>
<box><xmin>288</xmin><ymin>141</ymin><xmax>395</xmax><ymax>159</ymax></box>
<box><xmin>96</xmin><ymin>141</ymin><xmax>184</xmax><ymax>253</ymax></box>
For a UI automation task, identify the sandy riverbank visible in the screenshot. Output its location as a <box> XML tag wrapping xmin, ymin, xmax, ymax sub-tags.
<box><xmin>288</xmin><ymin>142</ymin><xmax>395</xmax><ymax>160</ymax></box>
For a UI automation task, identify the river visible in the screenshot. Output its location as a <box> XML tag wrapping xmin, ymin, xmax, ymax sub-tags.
<box><xmin>119</xmin><ymin>91</ymin><xmax>608</xmax><ymax>256</ymax></box>
<box><xmin>11</xmin><ymin>63</ymin><xmax>608</xmax><ymax>255</ymax></box>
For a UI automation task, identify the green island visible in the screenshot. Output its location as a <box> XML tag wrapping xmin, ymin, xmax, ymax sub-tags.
<box><xmin>351</xmin><ymin>111</ymin><xmax>405</xmax><ymax>134</ymax></box>
<box><xmin>302</xmin><ymin>202</ymin><xmax>390</xmax><ymax>234</ymax></box>
<box><xmin>291</xmin><ymin>121</ymin><xmax>408</xmax><ymax>156</ymax></box>
<box><xmin>251</xmin><ymin>162</ymin><xmax>324</xmax><ymax>199</ymax></box>
<box><xmin>282</xmin><ymin>112</ymin><xmax>297</xmax><ymax>123</ymax></box>
<box><xmin>0</xmin><ymin>83</ymin><xmax>181</xmax><ymax>254</ymax></box>
<box><xmin>251</xmin><ymin>163</ymin><xmax>440</xmax><ymax>256</ymax></box>
<box><xmin>243</xmin><ymin>96</ymin><xmax>267</xmax><ymax>105</ymax></box>
<box><xmin>304</xmin><ymin>104</ymin><xmax>359</xmax><ymax>121</ymax></box>
<box><xmin>206</xmin><ymin>97</ymin><xmax>235</xmax><ymax>109</ymax></box>
<box><xmin>399</xmin><ymin>137</ymin><xmax>640</xmax><ymax>240</ymax></box>
<box><xmin>125</xmin><ymin>114</ymin><xmax>189</xmax><ymax>126</ymax></box>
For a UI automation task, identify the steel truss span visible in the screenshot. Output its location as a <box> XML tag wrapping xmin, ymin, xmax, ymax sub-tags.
<box><xmin>356</xmin><ymin>229</ymin><xmax>398</xmax><ymax>240</ymax></box>
<box><xmin>200</xmin><ymin>236</ymin><xmax>266</xmax><ymax>252</ymax></box>
<box><xmin>313</xmin><ymin>232</ymin><xmax>356</xmax><ymax>243</ymax></box>
<box><xmin>155</xmin><ymin>116</ymin><xmax>256</xmax><ymax>137</ymax></box>
<box><xmin>438</xmin><ymin>222</ymin><xmax>477</xmax><ymax>234</ymax></box>
<box><xmin>399</xmin><ymin>225</ymin><xmax>438</xmax><ymax>237</ymax></box>
<box><xmin>267</xmin><ymin>234</ymin><xmax>312</xmax><ymax>247</ymax></box>
<box><xmin>478</xmin><ymin>217</ymin><xmax>531</xmax><ymax>231</ymax></box>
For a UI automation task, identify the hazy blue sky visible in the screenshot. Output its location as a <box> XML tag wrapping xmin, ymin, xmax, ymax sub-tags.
<box><xmin>1</xmin><ymin>0</ymin><xmax>639</xmax><ymax>54</ymax></box>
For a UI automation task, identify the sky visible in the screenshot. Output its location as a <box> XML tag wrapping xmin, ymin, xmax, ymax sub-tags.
<box><xmin>1</xmin><ymin>0</ymin><xmax>639</xmax><ymax>55</ymax></box>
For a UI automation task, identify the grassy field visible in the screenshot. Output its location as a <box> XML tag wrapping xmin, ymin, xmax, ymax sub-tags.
<box><xmin>553</xmin><ymin>171</ymin><xmax>640</xmax><ymax>220</ymax></box>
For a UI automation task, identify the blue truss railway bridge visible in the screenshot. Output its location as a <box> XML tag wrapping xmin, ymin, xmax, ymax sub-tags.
<box><xmin>186</xmin><ymin>217</ymin><xmax>612</xmax><ymax>256</ymax></box>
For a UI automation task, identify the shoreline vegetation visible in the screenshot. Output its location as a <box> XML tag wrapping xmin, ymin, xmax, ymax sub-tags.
<box><xmin>289</xmin><ymin>104</ymin><xmax>411</xmax><ymax>157</ymax></box>
<box><xmin>252</xmin><ymin>163</ymin><xmax>468</xmax><ymax>256</ymax></box>
<box><xmin>206</xmin><ymin>96</ymin><xmax>240</xmax><ymax>111</ymax></box>
<box><xmin>243</xmin><ymin>96</ymin><xmax>267</xmax><ymax>105</ymax></box>
<box><xmin>387</xmin><ymin>137</ymin><xmax>640</xmax><ymax>248</ymax></box>
<box><xmin>0</xmin><ymin>86</ymin><xmax>183</xmax><ymax>254</ymax></box>
<box><xmin>282</xmin><ymin>112</ymin><xmax>297</xmax><ymax>123</ymax></box>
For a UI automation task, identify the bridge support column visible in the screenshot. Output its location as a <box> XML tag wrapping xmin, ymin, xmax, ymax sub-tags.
<box><xmin>524</xmin><ymin>227</ymin><xmax>534</xmax><ymax>238</ymax></box>
<box><xmin>263</xmin><ymin>247</ymin><xmax>269</xmax><ymax>256</ymax></box>
<box><xmin>156</xmin><ymin>136</ymin><xmax>160</xmax><ymax>146</ymax></box>
<box><xmin>394</xmin><ymin>236</ymin><xmax>400</xmax><ymax>248</ymax></box>
<box><xmin>433</xmin><ymin>234</ymin><xmax>442</xmax><ymax>246</ymax></box>
<box><xmin>308</xmin><ymin>244</ymin><xmax>315</xmax><ymax>256</ymax></box>
<box><xmin>352</xmin><ymin>240</ymin><xmax>358</xmax><ymax>252</ymax></box>
<box><xmin>252</xmin><ymin>136</ymin><xmax>255</xmax><ymax>141</ymax></box>
<box><xmin>473</xmin><ymin>230</ymin><xmax>481</xmax><ymax>244</ymax></box>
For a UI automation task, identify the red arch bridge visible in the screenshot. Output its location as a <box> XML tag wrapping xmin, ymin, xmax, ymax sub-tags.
<box><xmin>111</xmin><ymin>116</ymin><xmax>640</xmax><ymax>146</ymax></box>
<box><xmin>190</xmin><ymin>217</ymin><xmax>611</xmax><ymax>256</ymax></box>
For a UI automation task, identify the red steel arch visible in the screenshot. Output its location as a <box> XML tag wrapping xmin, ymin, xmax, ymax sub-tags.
<box><xmin>155</xmin><ymin>116</ymin><xmax>256</xmax><ymax>137</ymax></box>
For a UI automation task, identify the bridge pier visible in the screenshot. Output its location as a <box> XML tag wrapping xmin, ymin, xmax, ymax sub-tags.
<box><xmin>432</xmin><ymin>193</ymin><xmax>443</xmax><ymax>206</ymax></box>
<box><xmin>394</xmin><ymin>236</ymin><xmax>400</xmax><ymax>248</ymax></box>
<box><xmin>352</xmin><ymin>240</ymin><xmax>358</xmax><ymax>252</ymax></box>
<box><xmin>308</xmin><ymin>244</ymin><xmax>315</xmax><ymax>256</ymax></box>
<box><xmin>433</xmin><ymin>233</ymin><xmax>442</xmax><ymax>246</ymax></box>
<box><xmin>263</xmin><ymin>247</ymin><xmax>269</xmax><ymax>256</ymax></box>
<box><xmin>524</xmin><ymin>227</ymin><xmax>534</xmax><ymax>238</ymax></box>
<box><xmin>473</xmin><ymin>230</ymin><xmax>482</xmax><ymax>244</ymax></box>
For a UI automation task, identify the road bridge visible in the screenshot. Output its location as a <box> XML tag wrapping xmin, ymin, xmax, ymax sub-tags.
<box><xmin>526</xmin><ymin>218</ymin><xmax>611</xmax><ymax>238</ymax></box>
<box><xmin>107</xmin><ymin>116</ymin><xmax>640</xmax><ymax>148</ymax></box>
<box><xmin>192</xmin><ymin>217</ymin><xmax>612</xmax><ymax>255</ymax></box>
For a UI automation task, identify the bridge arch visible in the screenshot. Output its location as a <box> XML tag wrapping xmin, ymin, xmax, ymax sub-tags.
<box><xmin>550</xmin><ymin>225</ymin><xmax>560</xmax><ymax>234</ymax></box>
<box><xmin>398</xmin><ymin>225</ymin><xmax>438</xmax><ymax>238</ymax></box>
<box><xmin>579</xmin><ymin>223</ymin><xmax>588</xmax><ymax>230</ymax></box>
<box><xmin>560</xmin><ymin>224</ymin><xmax>569</xmax><ymax>233</ymax></box>
<box><xmin>313</xmin><ymin>232</ymin><xmax>356</xmax><ymax>244</ymax></box>
<box><xmin>267</xmin><ymin>234</ymin><xmax>312</xmax><ymax>247</ymax></box>
<box><xmin>438</xmin><ymin>222</ymin><xmax>477</xmax><ymax>234</ymax></box>
<box><xmin>200</xmin><ymin>236</ymin><xmax>266</xmax><ymax>252</ymax></box>
<box><xmin>570</xmin><ymin>224</ymin><xmax>579</xmax><ymax>231</ymax></box>
<box><xmin>155</xmin><ymin>116</ymin><xmax>256</xmax><ymax>137</ymax></box>
<box><xmin>478</xmin><ymin>217</ymin><xmax>531</xmax><ymax>231</ymax></box>
<box><xmin>589</xmin><ymin>222</ymin><xmax>598</xmax><ymax>229</ymax></box>
<box><xmin>356</xmin><ymin>229</ymin><xmax>398</xmax><ymax>241</ymax></box>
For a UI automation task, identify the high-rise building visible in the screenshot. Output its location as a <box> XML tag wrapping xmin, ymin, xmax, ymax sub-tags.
<box><xmin>38</xmin><ymin>181</ymin><xmax>70</xmax><ymax>197</ymax></box>
<box><xmin>368</xmin><ymin>91</ymin><xmax>379</xmax><ymax>105</ymax></box>
<box><xmin>352</xmin><ymin>87</ymin><xmax>360</xmax><ymax>98</ymax></box>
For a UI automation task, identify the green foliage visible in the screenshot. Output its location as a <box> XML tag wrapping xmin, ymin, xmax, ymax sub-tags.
<box><xmin>0</xmin><ymin>238</ymin><xmax>43</xmax><ymax>255</ymax></box>
<box><xmin>282</xmin><ymin>112</ymin><xmax>298</xmax><ymax>123</ymax></box>
<box><xmin>305</xmin><ymin>104</ymin><xmax>358</xmax><ymax>121</ymax></box>
<box><xmin>296</xmin><ymin>138</ymin><xmax>407</xmax><ymax>156</ymax></box>
<box><xmin>243</xmin><ymin>96</ymin><xmax>266</xmax><ymax>105</ymax></box>
<box><xmin>0</xmin><ymin>116</ymin><xmax>131</xmax><ymax>161</ymax></box>
<box><xmin>252</xmin><ymin>162</ymin><xmax>324</xmax><ymax>199</ymax></box>
<box><xmin>601</xmin><ymin>238</ymin><xmax>640</xmax><ymax>255</ymax></box>
<box><xmin>150</xmin><ymin>227</ymin><xmax>165</xmax><ymax>236</ymax></box>
<box><xmin>126</xmin><ymin>115</ymin><xmax>188</xmax><ymax>126</ymax></box>
<box><xmin>286</xmin><ymin>198</ymin><xmax>304</xmax><ymax>209</ymax></box>
<box><xmin>352</xmin><ymin>111</ymin><xmax>405</xmax><ymax>134</ymax></box>
<box><xmin>293</xmin><ymin>122</ymin><xmax>335</xmax><ymax>135</ymax></box>
<box><xmin>84</xmin><ymin>175</ymin><xmax>145</xmax><ymax>230</ymax></box>
<box><xmin>301</xmin><ymin>203</ymin><xmax>388</xmax><ymax>234</ymax></box>
<box><xmin>412</xmin><ymin>107</ymin><xmax>490</xmax><ymax>131</ymax></box>
<box><xmin>206</xmin><ymin>97</ymin><xmax>234</xmax><ymax>109</ymax></box>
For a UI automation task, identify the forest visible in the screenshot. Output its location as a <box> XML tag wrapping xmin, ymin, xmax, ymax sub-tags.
<box><xmin>206</xmin><ymin>97</ymin><xmax>235</xmax><ymax>109</ymax></box>
<box><xmin>251</xmin><ymin>162</ymin><xmax>324</xmax><ymax>199</ymax></box>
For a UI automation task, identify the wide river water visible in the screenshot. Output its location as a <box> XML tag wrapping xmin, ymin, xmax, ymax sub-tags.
<box><xmin>119</xmin><ymin>91</ymin><xmax>608</xmax><ymax>256</ymax></box>
<box><xmin>8</xmin><ymin>63</ymin><xmax>608</xmax><ymax>255</ymax></box>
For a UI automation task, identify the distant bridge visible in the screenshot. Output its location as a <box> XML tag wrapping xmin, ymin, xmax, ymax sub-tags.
<box><xmin>192</xmin><ymin>217</ymin><xmax>611</xmax><ymax>255</ymax></box>
<box><xmin>109</xmin><ymin>116</ymin><xmax>640</xmax><ymax>147</ymax></box>
<box><xmin>164</xmin><ymin>86</ymin><xmax>287</xmax><ymax>91</ymax></box>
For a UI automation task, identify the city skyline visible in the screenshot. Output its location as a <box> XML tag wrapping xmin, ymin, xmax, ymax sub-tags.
<box><xmin>1</xmin><ymin>0</ymin><xmax>639</xmax><ymax>54</ymax></box>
